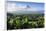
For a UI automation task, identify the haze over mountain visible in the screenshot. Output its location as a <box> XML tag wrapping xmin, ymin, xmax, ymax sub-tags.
<box><xmin>7</xmin><ymin>10</ymin><xmax>44</xmax><ymax>15</ymax></box>
<box><xmin>7</xmin><ymin>1</ymin><xmax>44</xmax><ymax>15</ymax></box>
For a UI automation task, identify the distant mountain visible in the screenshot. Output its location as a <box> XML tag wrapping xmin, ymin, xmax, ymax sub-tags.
<box><xmin>7</xmin><ymin>10</ymin><xmax>44</xmax><ymax>15</ymax></box>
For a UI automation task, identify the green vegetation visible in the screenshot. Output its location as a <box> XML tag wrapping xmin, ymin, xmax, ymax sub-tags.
<box><xmin>7</xmin><ymin>13</ymin><xmax>44</xmax><ymax>30</ymax></box>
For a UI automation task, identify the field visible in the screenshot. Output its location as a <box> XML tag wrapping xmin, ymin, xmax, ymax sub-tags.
<box><xmin>7</xmin><ymin>13</ymin><xmax>44</xmax><ymax>30</ymax></box>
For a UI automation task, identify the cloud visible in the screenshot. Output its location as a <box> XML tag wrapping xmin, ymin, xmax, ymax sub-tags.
<box><xmin>7</xmin><ymin>1</ymin><xmax>44</xmax><ymax>13</ymax></box>
<box><xmin>8</xmin><ymin>0</ymin><xmax>44</xmax><ymax>3</ymax></box>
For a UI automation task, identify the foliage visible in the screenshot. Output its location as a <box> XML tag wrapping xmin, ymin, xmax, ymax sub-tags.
<box><xmin>7</xmin><ymin>14</ymin><xmax>44</xmax><ymax>30</ymax></box>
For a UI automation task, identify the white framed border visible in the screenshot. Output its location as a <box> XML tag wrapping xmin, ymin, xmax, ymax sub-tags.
<box><xmin>0</xmin><ymin>0</ymin><xmax>46</xmax><ymax>31</ymax></box>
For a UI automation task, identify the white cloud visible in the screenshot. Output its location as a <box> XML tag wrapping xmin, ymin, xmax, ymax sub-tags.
<box><xmin>7</xmin><ymin>2</ymin><xmax>43</xmax><ymax>12</ymax></box>
<box><xmin>7</xmin><ymin>0</ymin><xmax>44</xmax><ymax>3</ymax></box>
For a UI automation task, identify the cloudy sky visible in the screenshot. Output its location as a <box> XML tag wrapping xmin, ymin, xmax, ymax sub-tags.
<box><xmin>7</xmin><ymin>0</ymin><xmax>44</xmax><ymax>3</ymax></box>
<box><xmin>7</xmin><ymin>1</ymin><xmax>44</xmax><ymax>12</ymax></box>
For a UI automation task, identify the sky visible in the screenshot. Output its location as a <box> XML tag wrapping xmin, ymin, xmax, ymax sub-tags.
<box><xmin>7</xmin><ymin>1</ymin><xmax>44</xmax><ymax>12</ymax></box>
<box><xmin>15</xmin><ymin>2</ymin><xmax>44</xmax><ymax>11</ymax></box>
<box><xmin>7</xmin><ymin>0</ymin><xmax>44</xmax><ymax>3</ymax></box>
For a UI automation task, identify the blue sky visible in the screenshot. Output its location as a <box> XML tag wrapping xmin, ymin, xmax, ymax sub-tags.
<box><xmin>15</xmin><ymin>2</ymin><xmax>44</xmax><ymax>10</ymax></box>
<box><xmin>8</xmin><ymin>1</ymin><xmax>44</xmax><ymax>11</ymax></box>
<box><xmin>7</xmin><ymin>1</ymin><xmax>44</xmax><ymax>14</ymax></box>
<box><xmin>7</xmin><ymin>0</ymin><xmax>44</xmax><ymax>3</ymax></box>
